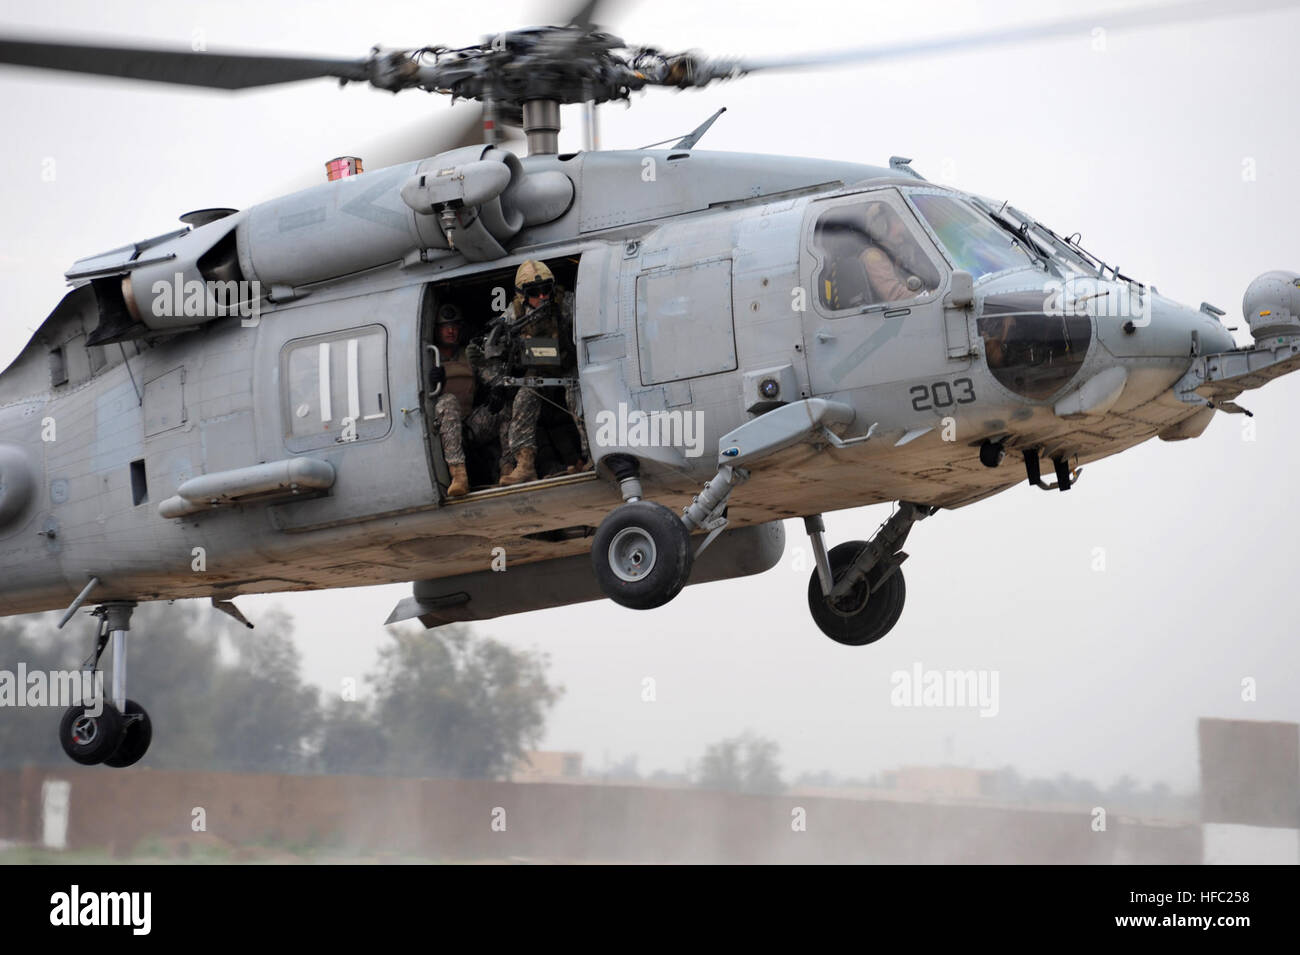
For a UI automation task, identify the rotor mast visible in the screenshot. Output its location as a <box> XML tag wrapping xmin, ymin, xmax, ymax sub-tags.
<box><xmin>582</xmin><ymin>100</ymin><xmax>600</xmax><ymax>152</ymax></box>
<box><xmin>522</xmin><ymin>99</ymin><xmax>562</xmax><ymax>155</ymax></box>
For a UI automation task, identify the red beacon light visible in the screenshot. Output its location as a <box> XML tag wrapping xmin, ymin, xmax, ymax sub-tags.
<box><xmin>325</xmin><ymin>156</ymin><xmax>364</xmax><ymax>182</ymax></box>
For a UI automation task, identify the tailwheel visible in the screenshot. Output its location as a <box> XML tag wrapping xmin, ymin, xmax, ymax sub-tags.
<box><xmin>592</xmin><ymin>500</ymin><xmax>694</xmax><ymax>609</ymax></box>
<box><xmin>58</xmin><ymin>702</ymin><xmax>124</xmax><ymax>765</ymax></box>
<box><xmin>807</xmin><ymin>541</ymin><xmax>907</xmax><ymax>646</ymax></box>
<box><xmin>104</xmin><ymin>699</ymin><xmax>153</xmax><ymax>768</ymax></box>
<box><xmin>57</xmin><ymin>599</ymin><xmax>153</xmax><ymax>767</ymax></box>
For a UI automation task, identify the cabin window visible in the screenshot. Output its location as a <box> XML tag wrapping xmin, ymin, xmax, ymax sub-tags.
<box><xmin>281</xmin><ymin>325</ymin><xmax>391</xmax><ymax>452</ymax></box>
<box><xmin>811</xmin><ymin>195</ymin><xmax>943</xmax><ymax>314</ymax></box>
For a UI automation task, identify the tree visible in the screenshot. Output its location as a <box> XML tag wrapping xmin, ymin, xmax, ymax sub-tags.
<box><xmin>112</xmin><ymin>600</ymin><xmax>225</xmax><ymax>769</ymax></box>
<box><xmin>316</xmin><ymin>697</ymin><xmax>390</xmax><ymax>775</ymax></box>
<box><xmin>352</xmin><ymin>623</ymin><xmax>562</xmax><ymax>779</ymax></box>
<box><xmin>697</xmin><ymin>731</ymin><xmax>785</xmax><ymax>795</ymax></box>
<box><xmin>208</xmin><ymin>607</ymin><xmax>320</xmax><ymax>773</ymax></box>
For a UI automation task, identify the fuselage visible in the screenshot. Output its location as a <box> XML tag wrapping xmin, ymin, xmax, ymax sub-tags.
<box><xmin>0</xmin><ymin>148</ymin><xmax>1239</xmax><ymax>616</ymax></box>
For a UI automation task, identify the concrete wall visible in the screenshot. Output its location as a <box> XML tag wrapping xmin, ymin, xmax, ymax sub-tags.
<box><xmin>1198</xmin><ymin>718</ymin><xmax>1300</xmax><ymax>864</ymax></box>
<box><xmin>0</xmin><ymin>767</ymin><xmax>1200</xmax><ymax>863</ymax></box>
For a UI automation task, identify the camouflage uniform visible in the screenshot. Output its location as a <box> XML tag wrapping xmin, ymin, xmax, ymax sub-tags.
<box><xmin>431</xmin><ymin>345</ymin><xmax>512</xmax><ymax>469</ymax></box>
<box><xmin>503</xmin><ymin>288</ymin><xmax>590</xmax><ymax>461</ymax></box>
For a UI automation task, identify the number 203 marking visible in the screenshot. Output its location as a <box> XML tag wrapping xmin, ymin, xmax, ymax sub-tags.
<box><xmin>910</xmin><ymin>378</ymin><xmax>975</xmax><ymax>411</ymax></box>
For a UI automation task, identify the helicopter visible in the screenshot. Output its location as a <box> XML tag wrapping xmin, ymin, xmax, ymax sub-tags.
<box><xmin>0</xmin><ymin>0</ymin><xmax>1297</xmax><ymax>769</ymax></box>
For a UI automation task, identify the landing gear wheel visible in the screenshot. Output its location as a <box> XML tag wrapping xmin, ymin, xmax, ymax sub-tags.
<box><xmin>103</xmin><ymin>700</ymin><xmax>153</xmax><ymax>768</ymax></box>
<box><xmin>58</xmin><ymin>702</ymin><xmax>124</xmax><ymax>765</ymax></box>
<box><xmin>592</xmin><ymin>500</ymin><xmax>694</xmax><ymax>610</ymax></box>
<box><xmin>807</xmin><ymin>541</ymin><xmax>907</xmax><ymax>646</ymax></box>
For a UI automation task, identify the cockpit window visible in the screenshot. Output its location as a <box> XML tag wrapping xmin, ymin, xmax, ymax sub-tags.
<box><xmin>908</xmin><ymin>193</ymin><xmax>1035</xmax><ymax>280</ymax></box>
<box><xmin>812</xmin><ymin>198</ymin><xmax>943</xmax><ymax>312</ymax></box>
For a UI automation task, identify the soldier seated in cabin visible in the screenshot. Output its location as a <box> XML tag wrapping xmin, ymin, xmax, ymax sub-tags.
<box><xmin>428</xmin><ymin>304</ymin><xmax>513</xmax><ymax>497</ymax></box>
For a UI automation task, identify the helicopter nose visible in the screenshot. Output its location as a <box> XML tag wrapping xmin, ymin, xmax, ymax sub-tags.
<box><xmin>1093</xmin><ymin>295</ymin><xmax>1235</xmax><ymax>359</ymax></box>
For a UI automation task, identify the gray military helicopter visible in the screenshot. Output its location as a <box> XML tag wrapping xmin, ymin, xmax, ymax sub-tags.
<box><xmin>0</xmin><ymin>0</ymin><xmax>1296</xmax><ymax>767</ymax></box>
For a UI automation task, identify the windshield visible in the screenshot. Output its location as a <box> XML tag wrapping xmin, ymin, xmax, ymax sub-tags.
<box><xmin>1002</xmin><ymin>204</ymin><xmax>1101</xmax><ymax>278</ymax></box>
<box><xmin>908</xmin><ymin>193</ymin><xmax>1035</xmax><ymax>279</ymax></box>
<box><xmin>966</xmin><ymin>197</ymin><xmax>1108</xmax><ymax>280</ymax></box>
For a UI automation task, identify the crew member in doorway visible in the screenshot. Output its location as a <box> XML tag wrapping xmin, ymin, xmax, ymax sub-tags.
<box><xmin>498</xmin><ymin>259</ymin><xmax>591</xmax><ymax>485</ymax></box>
<box><xmin>428</xmin><ymin>304</ymin><xmax>512</xmax><ymax>497</ymax></box>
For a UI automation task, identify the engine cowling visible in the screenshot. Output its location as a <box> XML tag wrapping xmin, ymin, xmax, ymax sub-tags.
<box><xmin>66</xmin><ymin>145</ymin><xmax>576</xmax><ymax>343</ymax></box>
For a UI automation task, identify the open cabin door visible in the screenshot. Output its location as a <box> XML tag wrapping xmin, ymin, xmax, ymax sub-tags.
<box><xmin>421</xmin><ymin>256</ymin><xmax>589</xmax><ymax>491</ymax></box>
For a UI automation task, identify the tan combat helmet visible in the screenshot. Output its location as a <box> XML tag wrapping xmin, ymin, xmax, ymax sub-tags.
<box><xmin>513</xmin><ymin>259</ymin><xmax>556</xmax><ymax>308</ymax></box>
<box><xmin>515</xmin><ymin>258</ymin><xmax>554</xmax><ymax>288</ymax></box>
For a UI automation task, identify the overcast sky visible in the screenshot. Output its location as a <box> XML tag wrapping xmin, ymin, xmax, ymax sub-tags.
<box><xmin>1</xmin><ymin>0</ymin><xmax>1297</xmax><ymax>791</ymax></box>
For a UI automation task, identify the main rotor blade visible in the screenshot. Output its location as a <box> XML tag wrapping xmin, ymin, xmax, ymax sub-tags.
<box><xmin>564</xmin><ymin>0</ymin><xmax>605</xmax><ymax>29</ymax></box>
<box><xmin>539</xmin><ymin>0</ymin><xmax>627</xmax><ymax>29</ymax></box>
<box><xmin>0</xmin><ymin>35</ymin><xmax>371</xmax><ymax>89</ymax></box>
<box><xmin>735</xmin><ymin>0</ymin><xmax>1296</xmax><ymax>74</ymax></box>
<box><xmin>363</xmin><ymin>103</ymin><xmax>523</xmax><ymax>170</ymax></box>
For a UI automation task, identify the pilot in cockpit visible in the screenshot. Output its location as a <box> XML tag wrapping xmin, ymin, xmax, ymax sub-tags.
<box><xmin>861</xmin><ymin>202</ymin><xmax>933</xmax><ymax>303</ymax></box>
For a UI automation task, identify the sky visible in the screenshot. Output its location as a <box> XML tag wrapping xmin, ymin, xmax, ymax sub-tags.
<box><xmin>1</xmin><ymin>0</ymin><xmax>1298</xmax><ymax>791</ymax></box>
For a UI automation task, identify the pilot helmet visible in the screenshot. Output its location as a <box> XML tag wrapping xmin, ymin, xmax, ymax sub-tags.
<box><xmin>864</xmin><ymin>202</ymin><xmax>893</xmax><ymax>243</ymax></box>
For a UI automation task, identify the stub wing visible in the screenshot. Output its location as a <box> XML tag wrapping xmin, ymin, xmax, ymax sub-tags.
<box><xmin>1175</xmin><ymin>338</ymin><xmax>1300</xmax><ymax>407</ymax></box>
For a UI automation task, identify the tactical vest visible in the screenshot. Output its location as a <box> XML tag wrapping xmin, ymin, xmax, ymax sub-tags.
<box><xmin>440</xmin><ymin>347</ymin><xmax>475</xmax><ymax>415</ymax></box>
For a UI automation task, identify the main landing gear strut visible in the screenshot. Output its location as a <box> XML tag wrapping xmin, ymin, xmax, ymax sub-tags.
<box><xmin>57</xmin><ymin>600</ymin><xmax>153</xmax><ymax>768</ymax></box>
<box><xmin>589</xmin><ymin>455</ymin><xmax>695</xmax><ymax>610</ymax></box>
<box><xmin>590</xmin><ymin>398</ymin><xmax>861</xmax><ymax>610</ymax></box>
<box><xmin>802</xmin><ymin>503</ymin><xmax>933</xmax><ymax>645</ymax></box>
<box><xmin>587</xmin><ymin>397</ymin><xmax>932</xmax><ymax>644</ymax></box>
